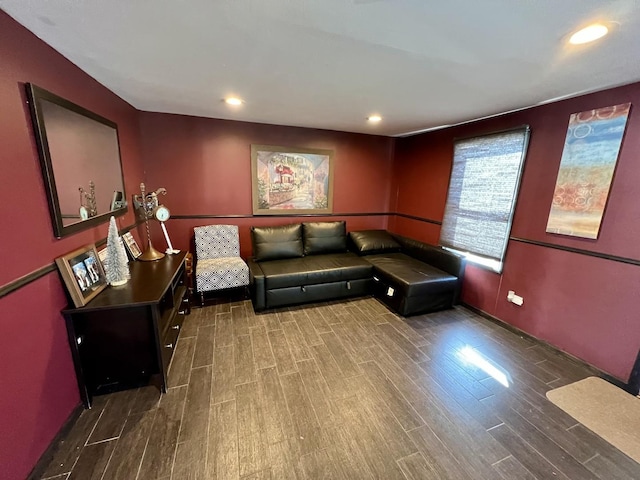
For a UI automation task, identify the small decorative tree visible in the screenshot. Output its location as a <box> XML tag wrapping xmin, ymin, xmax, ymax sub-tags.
<box><xmin>104</xmin><ymin>216</ymin><xmax>130</xmax><ymax>286</ymax></box>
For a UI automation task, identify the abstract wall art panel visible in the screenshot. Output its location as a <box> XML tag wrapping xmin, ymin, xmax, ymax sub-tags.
<box><xmin>546</xmin><ymin>103</ymin><xmax>631</xmax><ymax>239</ymax></box>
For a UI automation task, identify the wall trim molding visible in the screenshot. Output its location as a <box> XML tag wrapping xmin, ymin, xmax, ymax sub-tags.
<box><xmin>0</xmin><ymin>222</ymin><xmax>140</xmax><ymax>300</ymax></box>
<box><xmin>510</xmin><ymin>236</ymin><xmax>640</xmax><ymax>267</ymax></box>
<box><xmin>172</xmin><ymin>212</ymin><xmax>393</xmax><ymax>220</ymax></box>
<box><xmin>173</xmin><ymin>211</ymin><xmax>444</xmax><ymax>225</ymax></box>
<box><xmin>393</xmin><ymin>212</ymin><xmax>442</xmax><ymax>225</ymax></box>
<box><xmin>0</xmin><ymin>264</ymin><xmax>58</xmax><ymax>300</ymax></box>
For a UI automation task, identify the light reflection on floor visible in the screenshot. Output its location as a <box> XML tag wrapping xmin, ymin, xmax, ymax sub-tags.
<box><xmin>457</xmin><ymin>345</ymin><xmax>511</xmax><ymax>387</ymax></box>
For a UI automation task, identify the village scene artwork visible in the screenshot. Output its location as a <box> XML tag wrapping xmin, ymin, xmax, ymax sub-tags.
<box><xmin>546</xmin><ymin>103</ymin><xmax>631</xmax><ymax>239</ymax></box>
<box><xmin>252</xmin><ymin>145</ymin><xmax>333</xmax><ymax>214</ymax></box>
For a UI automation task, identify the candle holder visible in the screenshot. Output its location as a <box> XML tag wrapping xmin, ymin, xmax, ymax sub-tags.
<box><xmin>133</xmin><ymin>182</ymin><xmax>166</xmax><ymax>261</ymax></box>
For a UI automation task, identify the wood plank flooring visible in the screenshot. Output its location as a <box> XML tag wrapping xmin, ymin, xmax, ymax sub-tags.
<box><xmin>36</xmin><ymin>297</ymin><xmax>640</xmax><ymax>480</ymax></box>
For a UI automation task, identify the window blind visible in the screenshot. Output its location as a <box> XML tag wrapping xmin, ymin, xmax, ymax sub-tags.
<box><xmin>439</xmin><ymin>127</ymin><xmax>529</xmax><ymax>269</ymax></box>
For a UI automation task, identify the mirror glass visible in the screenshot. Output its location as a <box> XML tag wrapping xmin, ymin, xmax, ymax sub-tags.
<box><xmin>26</xmin><ymin>84</ymin><xmax>127</xmax><ymax>237</ymax></box>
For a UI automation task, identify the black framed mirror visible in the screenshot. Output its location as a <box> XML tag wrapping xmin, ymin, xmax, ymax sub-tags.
<box><xmin>26</xmin><ymin>83</ymin><xmax>127</xmax><ymax>238</ymax></box>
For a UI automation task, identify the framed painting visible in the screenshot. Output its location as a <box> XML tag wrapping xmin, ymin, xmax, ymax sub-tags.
<box><xmin>251</xmin><ymin>145</ymin><xmax>334</xmax><ymax>215</ymax></box>
<box><xmin>546</xmin><ymin>103</ymin><xmax>631</xmax><ymax>239</ymax></box>
<box><xmin>55</xmin><ymin>244</ymin><xmax>108</xmax><ymax>307</ymax></box>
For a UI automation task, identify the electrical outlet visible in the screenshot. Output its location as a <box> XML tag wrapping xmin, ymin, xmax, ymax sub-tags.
<box><xmin>507</xmin><ymin>290</ymin><xmax>523</xmax><ymax>306</ymax></box>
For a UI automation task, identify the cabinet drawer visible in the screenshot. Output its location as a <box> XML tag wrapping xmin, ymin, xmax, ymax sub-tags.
<box><xmin>179</xmin><ymin>290</ymin><xmax>191</xmax><ymax>316</ymax></box>
<box><xmin>160</xmin><ymin>321</ymin><xmax>180</xmax><ymax>373</ymax></box>
<box><xmin>161</xmin><ymin>306</ymin><xmax>188</xmax><ymax>371</ymax></box>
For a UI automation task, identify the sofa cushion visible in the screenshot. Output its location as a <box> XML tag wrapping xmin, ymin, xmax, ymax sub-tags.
<box><xmin>365</xmin><ymin>252</ymin><xmax>457</xmax><ymax>298</ymax></box>
<box><xmin>303</xmin><ymin>221</ymin><xmax>347</xmax><ymax>255</ymax></box>
<box><xmin>259</xmin><ymin>253</ymin><xmax>373</xmax><ymax>290</ymax></box>
<box><xmin>252</xmin><ymin>224</ymin><xmax>303</xmax><ymax>261</ymax></box>
<box><xmin>349</xmin><ymin>230</ymin><xmax>401</xmax><ymax>255</ymax></box>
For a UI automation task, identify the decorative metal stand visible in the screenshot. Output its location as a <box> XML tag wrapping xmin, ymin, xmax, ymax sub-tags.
<box><xmin>133</xmin><ymin>183</ymin><xmax>166</xmax><ymax>261</ymax></box>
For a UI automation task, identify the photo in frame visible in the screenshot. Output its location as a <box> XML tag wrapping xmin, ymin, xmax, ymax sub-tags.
<box><xmin>55</xmin><ymin>244</ymin><xmax>108</xmax><ymax>307</ymax></box>
<box><xmin>122</xmin><ymin>231</ymin><xmax>142</xmax><ymax>259</ymax></box>
<box><xmin>251</xmin><ymin>145</ymin><xmax>334</xmax><ymax>215</ymax></box>
<box><xmin>546</xmin><ymin>103</ymin><xmax>631</xmax><ymax>239</ymax></box>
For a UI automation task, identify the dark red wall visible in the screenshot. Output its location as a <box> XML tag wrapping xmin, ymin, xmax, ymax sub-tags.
<box><xmin>0</xmin><ymin>12</ymin><xmax>145</xmax><ymax>480</ymax></box>
<box><xmin>392</xmin><ymin>82</ymin><xmax>640</xmax><ymax>381</ymax></box>
<box><xmin>138</xmin><ymin>112</ymin><xmax>395</xmax><ymax>256</ymax></box>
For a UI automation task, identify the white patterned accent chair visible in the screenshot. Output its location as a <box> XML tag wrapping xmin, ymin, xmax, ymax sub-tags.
<box><xmin>194</xmin><ymin>224</ymin><xmax>249</xmax><ymax>305</ymax></box>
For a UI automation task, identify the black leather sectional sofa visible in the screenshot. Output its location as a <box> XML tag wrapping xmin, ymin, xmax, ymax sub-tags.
<box><xmin>248</xmin><ymin>222</ymin><xmax>465</xmax><ymax>316</ymax></box>
<box><xmin>349</xmin><ymin>230</ymin><xmax>466</xmax><ymax>316</ymax></box>
<box><xmin>248</xmin><ymin>222</ymin><xmax>373</xmax><ymax>310</ymax></box>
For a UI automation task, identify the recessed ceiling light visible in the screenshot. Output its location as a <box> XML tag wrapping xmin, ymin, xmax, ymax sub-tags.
<box><xmin>224</xmin><ymin>97</ymin><xmax>243</xmax><ymax>106</ymax></box>
<box><xmin>569</xmin><ymin>24</ymin><xmax>609</xmax><ymax>45</ymax></box>
<box><xmin>367</xmin><ymin>115</ymin><xmax>382</xmax><ymax>122</ymax></box>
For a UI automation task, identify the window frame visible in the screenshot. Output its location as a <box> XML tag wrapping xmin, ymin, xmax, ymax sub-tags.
<box><xmin>439</xmin><ymin>126</ymin><xmax>530</xmax><ymax>273</ymax></box>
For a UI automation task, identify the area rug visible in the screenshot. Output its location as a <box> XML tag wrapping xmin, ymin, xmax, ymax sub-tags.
<box><xmin>546</xmin><ymin>376</ymin><xmax>640</xmax><ymax>463</ymax></box>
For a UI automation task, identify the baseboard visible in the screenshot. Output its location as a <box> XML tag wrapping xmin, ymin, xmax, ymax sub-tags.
<box><xmin>460</xmin><ymin>303</ymin><xmax>628</xmax><ymax>389</ymax></box>
<box><xmin>27</xmin><ymin>403</ymin><xmax>84</xmax><ymax>480</ymax></box>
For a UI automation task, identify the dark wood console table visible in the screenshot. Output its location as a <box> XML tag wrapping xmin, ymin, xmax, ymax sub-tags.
<box><xmin>62</xmin><ymin>252</ymin><xmax>190</xmax><ymax>408</ymax></box>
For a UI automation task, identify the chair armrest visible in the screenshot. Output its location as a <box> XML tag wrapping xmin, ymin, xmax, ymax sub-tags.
<box><xmin>247</xmin><ymin>258</ymin><xmax>266</xmax><ymax>311</ymax></box>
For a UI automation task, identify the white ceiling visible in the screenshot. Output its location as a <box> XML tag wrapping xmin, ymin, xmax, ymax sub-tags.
<box><xmin>3</xmin><ymin>0</ymin><xmax>640</xmax><ymax>136</ymax></box>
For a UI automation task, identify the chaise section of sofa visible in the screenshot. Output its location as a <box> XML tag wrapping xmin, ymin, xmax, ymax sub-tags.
<box><xmin>248</xmin><ymin>222</ymin><xmax>373</xmax><ymax>311</ymax></box>
<box><xmin>349</xmin><ymin>230</ymin><xmax>466</xmax><ymax>316</ymax></box>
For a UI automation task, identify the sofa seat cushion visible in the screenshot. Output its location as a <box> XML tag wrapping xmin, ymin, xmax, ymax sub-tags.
<box><xmin>259</xmin><ymin>253</ymin><xmax>373</xmax><ymax>290</ymax></box>
<box><xmin>365</xmin><ymin>253</ymin><xmax>457</xmax><ymax>298</ymax></box>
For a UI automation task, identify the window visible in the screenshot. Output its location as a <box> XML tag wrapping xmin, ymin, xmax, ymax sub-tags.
<box><xmin>439</xmin><ymin>127</ymin><xmax>530</xmax><ymax>272</ymax></box>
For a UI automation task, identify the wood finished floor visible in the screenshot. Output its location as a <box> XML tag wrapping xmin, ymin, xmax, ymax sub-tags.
<box><xmin>37</xmin><ymin>297</ymin><xmax>640</xmax><ymax>480</ymax></box>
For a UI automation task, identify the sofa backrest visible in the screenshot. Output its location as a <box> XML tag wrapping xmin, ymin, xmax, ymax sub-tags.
<box><xmin>302</xmin><ymin>221</ymin><xmax>347</xmax><ymax>255</ymax></box>
<box><xmin>348</xmin><ymin>229</ymin><xmax>465</xmax><ymax>277</ymax></box>
<box><xmin>348</xmin><ymin>230</ymin><xmax>402</xmax><ymax>255</ymax></box>
<box><xmin>392</xmin><ymin>234</ymin><xmax>466</xmax><ymax>279</ymax></box>
<box><xmin>251</xmin><ymin>222</ymin><xmax>349</xmax><ymax>261</ymax></box>
<box><xmin>251</xmin><ymin>224</ymin><xmax>304</xmax><ymax>261</ymax></box>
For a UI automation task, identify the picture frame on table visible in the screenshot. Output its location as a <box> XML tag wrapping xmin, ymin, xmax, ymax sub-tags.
<box><xmin>55</xmin><ymin>244</ymin><xmax>108</xmax><ymax>308</ymax></box>
<box><xmin>122</xmin><ymin>231</ymin><xmax>142</xmax><ymax>259</ymax></box>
